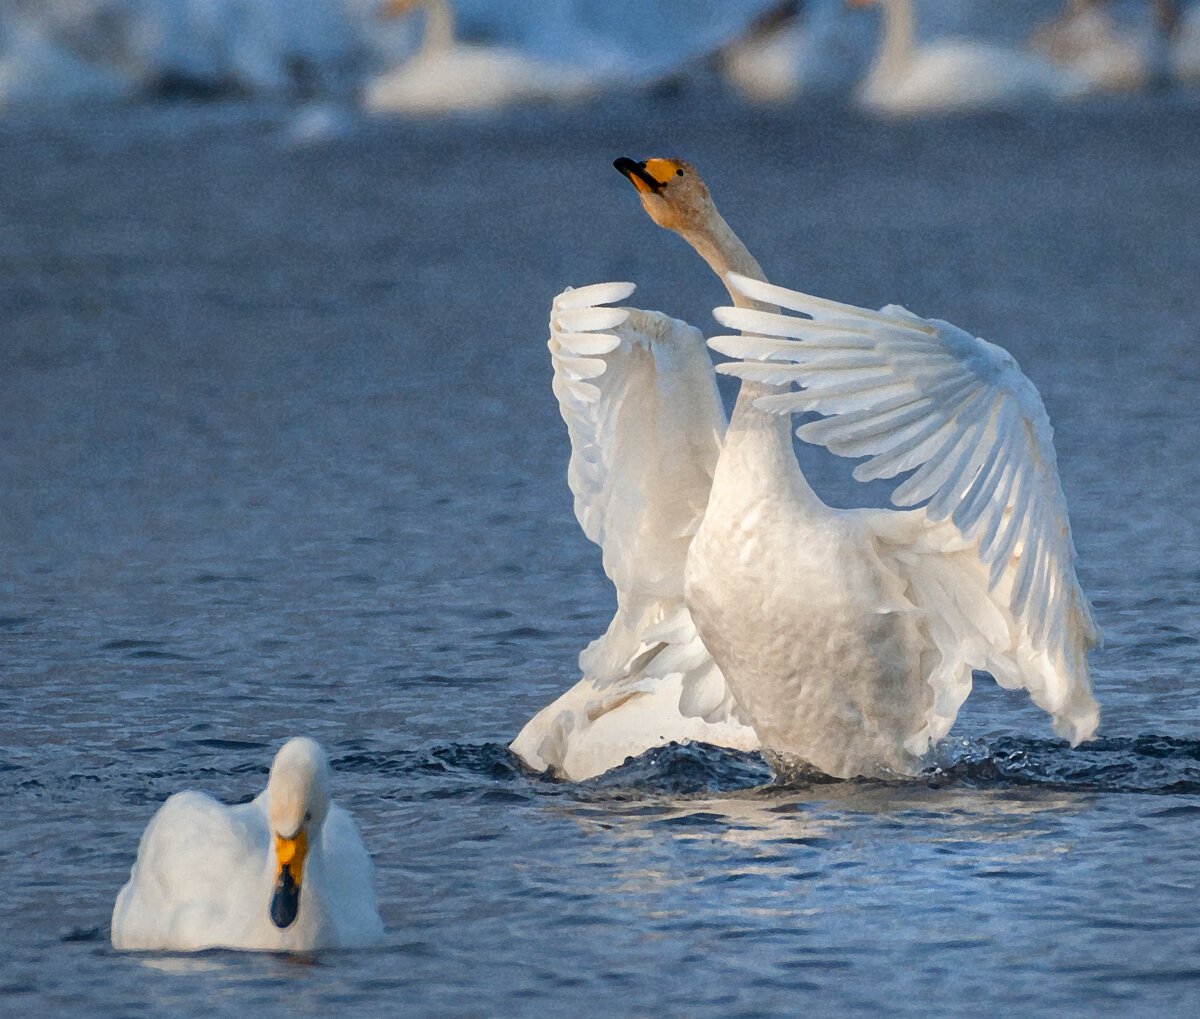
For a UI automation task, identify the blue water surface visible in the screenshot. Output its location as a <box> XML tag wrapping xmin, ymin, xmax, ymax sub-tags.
<box><xmin>1</xmin><ymin>90</ymin><xmax>1199</xmax><ymax>1015</ymax></box>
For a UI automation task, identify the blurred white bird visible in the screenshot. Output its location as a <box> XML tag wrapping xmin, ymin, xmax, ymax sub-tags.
<box><xmin>849</xmin><ymin>0</ymin><xmax>1087</xmax><ymax>115</ymax></box>
<box><xmin>720</xmin><ymin>3</ymin><xmax>808</xmax><ymax>103</ymax></box>
<box><xmin>512</xmin><ymin>158</ymin><xmax>1099</xmax><ymax>782</ymax></box>
<box><xmin>363</xmin><ymin>0</ymin><xmax>600</xmax><ymax>114</ymax></box>
<box><xmin>1172</xmin><ymin>1</ymin><xmax>1200</xmax><ymax>83</ymax></box>
<box><xmin>1030</xmin><ymin>0</ymin><xmax>1154</xmax><ymax>94</ymax></box>
<box><xmin>112</xmin><ymin>737</ymin><xmax>383</xmax><ymax>952</ymax></box>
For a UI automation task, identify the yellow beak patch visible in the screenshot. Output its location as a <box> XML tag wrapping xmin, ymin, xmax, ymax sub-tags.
<box><xmin>270</xmin><ymin>829</ymin><xmax>308</xmax><ymax>929</ymax></box>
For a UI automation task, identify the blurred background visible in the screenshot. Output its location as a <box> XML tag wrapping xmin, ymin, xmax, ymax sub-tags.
<box><xmin>0</xmin><ymin>0</ymin><xmax>1196</xmax><ymax>112</ymax></box>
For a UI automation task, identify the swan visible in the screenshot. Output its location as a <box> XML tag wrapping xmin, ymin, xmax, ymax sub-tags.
<box><xmin>1173</xmin><ymin>1</ymin><xmax>1200</xmax><ymax>84</ymax></box>
<box><xmin>849</xmin><ymin>0</ymin><xmax>1087</xmax><ymax>115</ymax></box>
<box><xmin>1029</xmin><ymin>0</ymin><xmax>1154</xmax><ymax>93</ymax></box>
<box><xmin>363</xmin><ymin>0</ymin><xmax>599</xmax><ymax>115</ymax></box>
<box><xmin>511</xmin><ymin>158</ymin><xmax>1099</xmax><ymax>782</ymax></box>
<box><xmin>112</xmin><ymin>737</ymin><xmax>384</xmax><ymax>952</ymax></box>
<box><xmin>720</xmin><ymin>5</ymin><xmax>807</xmax><ymax>104</ymax></box>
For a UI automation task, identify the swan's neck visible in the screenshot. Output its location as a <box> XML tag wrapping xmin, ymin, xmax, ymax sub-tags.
<box><xmin>680</xmin><ymin>207</ymin><xmax>825</xmax><ymax>513</ymax></box>
<box><xmin>417</xmin><ymin>0</ymin><xmax>455</xmax><ymax>56</ymax></box>
<box><xmin>679</xmin><ymin>211</ymin><xmax>766</xmax><ymax>299</ymax></box>
<box><xmin>870</xmin><ymin>0</ymin><xmax>916</xmax><ymax>86</ymax></box>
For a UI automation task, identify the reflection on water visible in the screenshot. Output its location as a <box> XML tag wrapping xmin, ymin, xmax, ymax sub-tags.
<box><xmin>546</xmin><ymin>761</ymin><xmax>1093</xmax><ymax>921</ymax></box>
<box><xmin>137</xmin><ymin>956</ymin><xmax>231</xmax><ymax>976</ymax></box>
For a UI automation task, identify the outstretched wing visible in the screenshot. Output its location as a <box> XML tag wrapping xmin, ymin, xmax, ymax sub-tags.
<box><xmin>511</xmin><ymin>282</ymin><xmax>758</xmax><ymax>781</ymax></box>
<box><xmin>709</xmin><ymin>271</ymin><xmax>1099</xmax><ymax>745</ymax></box>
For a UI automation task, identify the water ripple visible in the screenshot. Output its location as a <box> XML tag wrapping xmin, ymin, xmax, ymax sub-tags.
<box><xmin>929</xmin><ymin>735</ymin><xmax>1200</xmax><ymax>795</ymax></box>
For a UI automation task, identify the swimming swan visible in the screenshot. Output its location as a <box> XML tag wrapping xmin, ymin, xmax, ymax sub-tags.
<box><xmin>112</xmin><ymin>737</ymin><xmax>383</xmax><ymax>951</ymax></box>
<box><xmin>1030</xmin><ymin>0</ymin><xmax>1154</xmax><ymax>94</ymax></box>
<box><xmin>720</xmin><ymin>6</ymin><xmax>808</xmax><ymax>104</ymax></box>
<box><xmin>850</xmin><ymin>0</ymin><xmax>1086</xmax><ymax>115</ymax></box>
<box><xmin>363</xmin><ymin>0</ymin><xmax>598</xmax><ymax>115</ymax></box>
<box><xmin>511</xmin><ymin>158</ymin><xmax>1099</xmax><ymax>782</ymax></box>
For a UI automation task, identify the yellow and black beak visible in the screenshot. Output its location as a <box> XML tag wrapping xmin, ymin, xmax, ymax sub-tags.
<box><xmin>614</xmin><ymin>157</ymin><xmax>683</xmax><ymax>195</ymax></box>
<box><xmin>270</xmin><ymin>829</ymin><xmax>308</xmax><ymax>929</ymax></box>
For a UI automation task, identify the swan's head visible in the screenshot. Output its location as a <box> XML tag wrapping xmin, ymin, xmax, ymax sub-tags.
<box><xmin>265</xmin><ymin>737</ymin><xmax>332</xmax><ymax>929</ymax></box>
<box><xmin>614</xmin><ymin>157</ymin><xmax>714</xmax><ymax>235</ymax></box>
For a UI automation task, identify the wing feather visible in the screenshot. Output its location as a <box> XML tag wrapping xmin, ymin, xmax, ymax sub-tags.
<box><xmin>711</xmin><ymin>272</ymin><xmax>1098</xmax><ymax>746</ymax></box>
<box><xmin>511</xmin><ymin>283</ymin><xmax>758</xmax><ymax>780</ymax></box>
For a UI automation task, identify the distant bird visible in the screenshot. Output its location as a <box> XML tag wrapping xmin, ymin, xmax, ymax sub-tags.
<box><xmin>1030</xmin><ymin>0</ymin><xmax>1154</xmax><ymax>94</ymax></box>
<box><xmin>1171</xmin><ymin>1</ymin><xmax>1200</xmax><ymax>84</ymax></box>
<box><xmin>363</xmin><ymin>0</ymin><xmax>600</xmax><ymax>115</ymax></box>
<box><xmin>512</xmin><ymin>158</ymin><xmax>1099</xmax><ymax>782</ymax></box>
<box><xmin>720</xmin><ymin>2</ymin><xmax>807</xmax><ymax>103</ymax></box>
<box><xmin>112</xmin><ymin>737</ymin><xmax>383</xmax><ymax>951</ymax></box>
<box><xmin>849</xmin><ymin>0</ymin><xmax>1086</xmax><ymax>115</ymax></box>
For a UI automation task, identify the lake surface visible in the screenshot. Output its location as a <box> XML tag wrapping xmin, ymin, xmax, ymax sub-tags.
<box><xmin>2</xmin><ymin>90</ymin><xmax>1199</xmax><ymax>1015</ymax></box>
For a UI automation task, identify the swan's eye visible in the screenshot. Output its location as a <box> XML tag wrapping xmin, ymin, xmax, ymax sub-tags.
<box><xmin>304</xmin><ymin>811</ymin><xmax>312</xmax><ymax>822</ymax></box>
<box><xmin>676</xmin><ymin>169</ymin><xmax>684</xmax><ymax>177</ymax></box>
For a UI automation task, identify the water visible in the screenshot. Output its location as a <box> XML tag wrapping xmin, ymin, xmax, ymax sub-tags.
<box><xmin>2</xmin><ymin>91</ymin><xmax>1199</xmax><ymax>1014</ymax></box>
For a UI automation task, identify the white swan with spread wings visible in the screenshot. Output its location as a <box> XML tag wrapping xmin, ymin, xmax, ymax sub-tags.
<box><xmin>512</xmin><ymin>158</ymin><xmax>1099</xmax><ymax>782</ymax></box>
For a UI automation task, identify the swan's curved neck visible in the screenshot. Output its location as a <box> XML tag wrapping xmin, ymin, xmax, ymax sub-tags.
<box><xmin>680</xmin><ymin>203</ymin><xmax>824</xmax><ymax>512</ymax></box>
<box><xmin>870</xmin><ymin>0</ymin><xmax>916</xmax><ymax>86</ymax></box>
<box><xmin>417</xmin><ymin>0</ymin><xmax>455</xmax><ymax>56</ymax></box>
<box><xmin>681</xmin><ymin>212</ymin><xmax>769</xmax><ymax>311</ymax></box>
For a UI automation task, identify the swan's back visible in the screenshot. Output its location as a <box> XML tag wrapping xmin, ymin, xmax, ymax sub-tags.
<box><xmin>865</xmin><ymin>39</ymin><xmax>1084</xmax><ymax>113</ymax></box>
<box><xmin>1031</xmin><ymin>5</ymin><xmax>1150</xmax><ymax>93</ymax></box>
<box><xmin>308</xmin><ymin>803</ymin><xmax>385</xmax><ymax>948</ymax></box>
<box><xmin>112</xmin><ymin>791</ymin><xmax>269</xmax><ymax>951</ymax></box>
<box><xmin>364</xmin><ymin>43</ymin><xmax>596</xmax><ymax>114</ymax></box>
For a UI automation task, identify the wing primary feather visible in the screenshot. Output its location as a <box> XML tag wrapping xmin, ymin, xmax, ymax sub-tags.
<box><xmin>952</xmin><ymin>438</ymin><xmax>1011</xmax><ymax>538</ymax></box>
<box><xmin>554</xmin><ymin>332</ymin><xmax>624</xmax><ymax>356</ymax></box>
<box><xmin>852</xmin><ymin>412</ymin><xmax>962</xmax><ymax>482</ymax></box>
<box><xmin>724</xmin><ymin>274</ymin><xmax>938</xmax><ymax>334</ymax></box>
<box><xmin>707</xmin><ymin>274</ymin><xmax>1098</xmax><ymax>747</ymax></box>
<box><xmin>891</xmin><ymin>397</ymin><xmax>989</xmax><ymax>508</ymax></box>
<box><xmin>553</xmin><ymin>281</ymin><xmax>637</xmax><ymax>311</ymax></box>
<box><xmin>554</xmin><ymin>307</ymin><xmax>631</xmax><ymax>333</ymax></box>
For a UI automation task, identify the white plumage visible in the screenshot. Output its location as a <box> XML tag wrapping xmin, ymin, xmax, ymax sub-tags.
<box><xmin>512</xmin><ymin>157</ymin><xmax>1099</xmax><ymax>782</ymax></box>
<box><xmin>851</xmin><ymin>0</ymin><xmax>1086</xmax><ymax>115</ymax></box>
<box><xmin>1029</xmin><ymin>1</ymin><xmax>1154</xmax><ymax>94</ymax></box>
<box><xmin>709</xmin><ymin>273</ymin><xmax>1100</xmax><ymax>753</ymax></box>
<box><xmin>510</xmin><ymin>285</ymin><xmax>761</xmax><ymax>780</ymax></box>
<box><xmin>363</xmin><ymin>0</ymin><xmax>599</xmax><ymax>115</ymax></box>
<box><xmin>112</xmin><ymin>737</ymin><xmax>383</xmax><ymax>952</ymax></box>
<box><xmin>1174</xmin><ymin>2</ymin><xmax>1200</xmax><ymax>85</ymax></box>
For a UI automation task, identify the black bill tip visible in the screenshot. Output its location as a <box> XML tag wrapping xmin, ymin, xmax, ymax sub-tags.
<box><xmin>270</xmin><ymin>867</ymin><xmax>301</xmax><ymax>929</ymax></box>
<box><xmin>613</xmin><ymin>157</ymin><xmax>664</xmax><ymax>193</ymax></box>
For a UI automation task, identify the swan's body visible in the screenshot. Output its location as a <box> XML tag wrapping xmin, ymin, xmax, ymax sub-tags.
<box><xmin>512</xmin><ymin>158</ymin><xmax>1099</xmax><ymax>782</ymax></box>
<box><xmin>851</xmin><ymin>0</ymin><xmax>1086</xmax><ymax>115</ymax></box>
<box><xmin>1030</xmin><ymin>0</ymin><xmax>1153</xmax><ymax>93</ymax></box>
<box><xmin>364</xmin><ymin>0</ymin><xmax>598</xmax><ymax>115</ymax></box>
<box><xmin>112</xmin><ymin>737</ymin><xmax>383</xmax><ymax>952</ymax></box>
<box><xmin>721</xmin><ymin>9</ymin><xmax>807</xmax><ymax>104</ymax></box>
